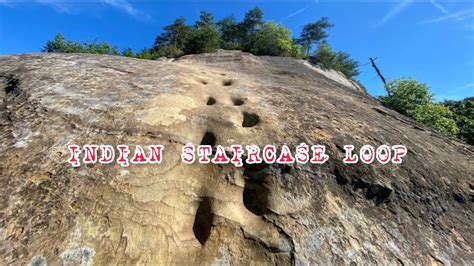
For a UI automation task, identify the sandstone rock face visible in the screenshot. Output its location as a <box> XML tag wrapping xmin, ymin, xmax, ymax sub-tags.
<box><xmin>0</xmin><ymin>50</ymin><xmax>472</xmax><ymax>265</ymax></box>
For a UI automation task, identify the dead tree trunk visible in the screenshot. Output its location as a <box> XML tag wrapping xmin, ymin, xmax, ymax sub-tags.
<box><xmin>369</xmin><ymin>57</ymin><xmax>387</xmax><ymax>86</ymax></box>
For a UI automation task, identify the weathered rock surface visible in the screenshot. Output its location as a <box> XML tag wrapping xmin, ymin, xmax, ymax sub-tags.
<box><xmin>0</xmin><ymin>50</ymin><xmax>472</xmax><ymax>265</ymax></box>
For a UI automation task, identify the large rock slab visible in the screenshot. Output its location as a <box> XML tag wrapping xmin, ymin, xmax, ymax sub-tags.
<box><xmin>0</xmin><ymin>51</ymin><xmax>472</xmax><ymax>264</ymax></box>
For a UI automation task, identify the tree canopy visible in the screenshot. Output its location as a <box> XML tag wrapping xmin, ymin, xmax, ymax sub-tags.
<box><xmin>248</xmin><ymin>22</ymin><xmax>301</xmax><ymax>57</ymax></box>
<box><xmin>380</xmin><ymin>78</ymin><xmax>465</xmax><ymax>138</ymax></box>
<box><xmin>381</xmin><ymin>79</ymin><xmax>433</xmax><ymax>116</ymax></box>
<box><xmin>408</xmin><ymin>104</ymin><xmax>459</xmax><ymax>137</ymax></box>
<box><xmin>443</xmin><ymin>97</ymin><xmax>474</xmax><ymax>144</ymax></box>
<box><xmin>43</xmin><ymin>33</ymin><xmax>119</xmax><ymax>55</ymax></box>
<box><xmin>153</xmin><ymin>17</ymin><xmax>191</xmax><ymax>56</ymax></box>
<box><xmin>43</xmin><ymin>8</ymin><xmax>360</xmax><ymax>79</ymax></box>
<box><xmin>183</xmin><ymin>11</ymin><xmax>221</xmax><ymax>54</ymax></box>
<box><xmin>296</xmin><ymin>17</ymin><xmax>333</xmax><ymax>56</ymax></box>
<box><xmin>217</xmin><ymin>16</ymin><xmax>240</xmax><ymax>50</ymax></box>
<box><xmin>313</xmin><ymin>43</ymin><xmax>359</xmax><ymax>78</ymax></box>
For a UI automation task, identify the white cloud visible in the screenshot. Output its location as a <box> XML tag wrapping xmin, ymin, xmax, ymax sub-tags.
<box><xmin>35</xmin><ymin>0</ymin><xmax>72</xmax><ymax>13</ymax></box>
<box><xmin>281</xmin><ymin>0</ymin><xmax>318</xmax><ymax>22</ymax></box>
<box><xmin>0</xmin><ymin>0</ymin><xmax>150</xmax><ymax>20</ymax></box>
<box><xmin>103</xmin><ymin>0</ymin><xmax>137</xmax><ymax>17</ymax></box>
<box><xmin>437</xmin><ymin>82</ymin><xmax>474</xmax><ymax>100</ymax></box>
<box><xmin>452</xmin><ymin>82</ymin><xmax>474</xmax><ymax>92</ymax></box>
<box><xmin>430</xmin><ymin>0</ymin><xmax>448</xmax><ymax>14</ymax></box>
<box><xmin>102</xmin><ymin>0</ymin><xmax>152</xmax><ymax>21</ymax></box>
<box><xmin>283</xmin><ymin>6</ymin><xmax>310</xmax><ymax>21</ymax></box>
<box><xmin>422</xmin><ymin>8</ymin><xmax>474</xmax><ymax>24</ymax></box>
<box><xmin>455</xmin><ymin>12</ymin><xmax>474</xmax><ymax>22</ymax></box>
<box><xmin>374</xmin><ymin>0</ymin><xmax>413</xmax><ymax>28</ymax></box>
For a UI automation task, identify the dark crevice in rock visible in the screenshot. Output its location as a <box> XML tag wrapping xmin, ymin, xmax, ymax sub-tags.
<box><xmin>240</xmin><ymin>228</ymin><xmax>292</xmax><ymax>256</ymax></box>
<box><xmin>352</xmin><ymin>179</ymin><xmax>371</xmax><ymax>192</ymax></box>
<box><xmin>243</xmin><ymin>187</ymin><xmax>270</xmax><ymax>216</ymax></box>
<box><xmin>222</xmin><ymin>80</ymin><xmax>233</xmax><ymax>86</ymax></box>
<box><xmin>242</xmin><ymin>112</ymin><xmax>260</xmax><ymax>127</ymax></box>
<box><xmin>373</xmin><ymin>107</ymin><xmax>390</xmax><ymax>116</ymax></box>
<box><xmin>233</xmin><ymin>98</ymin><xmax>244</xmax><ymax>106</ymax></box>
<box><xmin>98</xmin><ymin>64</ymin><xmax>134</xmax><ymax>74</ymax></box>
<box><xmin>279</xmin><ymin>164</ymin><xmax>292</xmax><ymax>175</ymax></box>
<box><xmin>240</xmin><ymin>214</ymin><xmax>295</xmax><ymax>255</ymax></box>
<box><xmin>193</xmin><ymin>197</ymin><xmax>214</xmax><ymax>245</ymax></box>
<box><xmin>2</xmin><ymin>75</ymin><xmax>20</xmax><ymax>95</ymax></box>
<box><xmin>200</xmin><ymin>131</ymin><xmax>216</xmax><ymax>147</ymax></box>
<box><xmin>1</xmin><ymin>74</ymin><xmax>33</xmax><ymax>128</ymax></box>
<box><xmin>206</xmin><ymin>97</ymin><xmax>216</xmax><ymax>106</ymax></box>
<box><xmin>334</xmin><ymin>167</ymin><xmax>349</xmax><ymax>185</ymax></box>
<box><xmin>242</xmin><ymin>161</ymin><xmax>271</xmax><ymax>215</ymax></box>
<box><xmin>453</xmin><ymin>192</ymin><xmax>466</xmax><ymax>204</ymax></box>
<box><xmin>352</xmin><ymin>179</ymin><xmax>392</xmax><ymax>205</ymax></box>
<box><xmin>331</xmin><ymin>161</ymin><xmax>394</xmax><ymax>205</ymax></box>
<box><xmin>243</xmin><ymin>161</ymin><xmax>269</xmax><ymax>181</ymax></box>
<box><xmin>366</xmin><ymin>184</ymin><xmax>393</xmax><ymax>205</ymax></box>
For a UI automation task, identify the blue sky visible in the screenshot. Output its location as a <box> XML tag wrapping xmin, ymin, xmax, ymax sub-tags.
<box><xmin>0</xmin><ymin>1</ymin><xmax>473</xmax><ymax>101</ymax></box>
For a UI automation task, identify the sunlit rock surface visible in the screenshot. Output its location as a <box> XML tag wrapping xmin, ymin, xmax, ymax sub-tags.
<box><xmin>0</xmin><ymin>50</ymin><xmax>472</xmax><ymax>264</ymax></box>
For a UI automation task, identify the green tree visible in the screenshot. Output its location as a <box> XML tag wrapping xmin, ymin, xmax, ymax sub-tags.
<box><xmin>314</xmin><ymin>42</ymin><xmax>336</xmax><ymax>68</ymax></box>
<box><xmin>195</xmin><ymin>11</ymin><xmax>214</xmax><ymax>28</ymax></box>
<box><xmin>43</xmin><ymin>33</ymin><xmax>66</xmax><ymax>52</ymax></box>
<box><xmin>153</xmin><ymin>17</ymin><xmax>192</xmax><ymax>57</ymax></box>
<box><xmin>84</xmin><ymin>41</ymin><xmax>119</xmax><ymax>55</ymax></box>
<box><xmin>183</xmin><ymin>11</ymin><xmax>220</xmax><ymax>54</ymax></box>
<box><xmin>240</xmin><ymin>7</ymin><xmax>264</xmax><ymax>51</ymax></box>
<box><xmin>379</xmin><ymin>78</ymin><xmax>467</xmax><ymax>139</ymax></box>
<box><xmin>409</xmin><ymin>104</ymin><xmax>460</xmax><ymax>137</ymax></box>
<box><xmin>122</xmin><ymin>48</ymin><xmax>134</xmax><ymax>57</ymax></box>
<box><xmin>43</xmin><ymin>33</ymin><xmax>119</xmax><ymax>55</ymax></box>
<box><xmin>248</xmin><ymin>22</ymin><xmax>301</xmax><ymax>57</ymax></box>
<box><xmin>135</xmin><ymin>48</ymin><xmax>159</xmax><ymax>60</ymax></box>
<box><xmin>443</xmin><ymin>97</ymin><xmax>474</xmax><ymax>144</ymax></box>
<box><xmin>154</xmin><ymin>45</ymin><xmax>182</xmax><ymax>58</ymax></box>
<box><xmin>297</xmin><ymin>17</ymin><xmax>333</xmax><ymax>56</ymax></box>
<box><xmin>241</xmin><ymin>7</ymin><xmax>263</xmax><ymax>34</ymax></box>
<box><xmin>333</xmin><ymin>51</ymin><xmax>359</xmax><ymax>78</ymax></box>
<box><xmin>380</xmin><ymin>78</ymin><xmax>434</xmax><ymax>116</ymax></box>
<box><xmin>43</xmin><ymin>33</ymin><xmax>83</xmax><ymax>53</ymax></box>
<box><xmin>313</xmin><ymin>43</ymin><xmax>359</xmax><ymax>78</ymax></box>
<box><xmin>217</xmin><ymin>16</ymin><xmax>241</xmax><ymax>50</ymax></box>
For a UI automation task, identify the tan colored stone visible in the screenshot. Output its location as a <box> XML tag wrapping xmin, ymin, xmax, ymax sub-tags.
<box><xmin>0</xmin><ymin>51</ymin><xmax>472</xmax><ymax>265</ymax></box>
